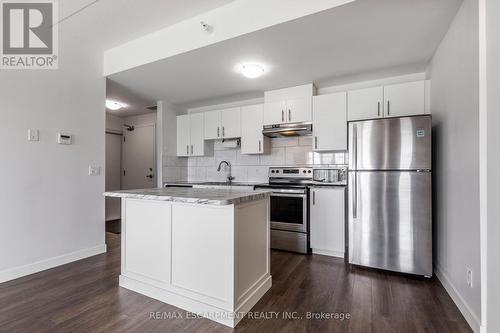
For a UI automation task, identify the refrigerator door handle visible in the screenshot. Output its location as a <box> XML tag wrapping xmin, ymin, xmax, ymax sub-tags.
<box><xmin>353</xmin><ymin>173</ymin><xmax>358</xmax><ymax>219</ymax></box>
<box><xmin>353</xmin><ymin>125</ymin><xmax>358</xmax><ymax>170</ymax></box>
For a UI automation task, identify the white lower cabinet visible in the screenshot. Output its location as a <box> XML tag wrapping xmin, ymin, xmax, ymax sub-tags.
<box><xmin>310</xmin><ymin>186</ymin><xmax>346</xmax><ymax>258</ymax></box>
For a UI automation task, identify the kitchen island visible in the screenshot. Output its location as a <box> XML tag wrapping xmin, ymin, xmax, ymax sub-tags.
<box><xmin>104</xmin><ymin>187</ymin><xmax>272</xmax><ymax>328</ymax></box>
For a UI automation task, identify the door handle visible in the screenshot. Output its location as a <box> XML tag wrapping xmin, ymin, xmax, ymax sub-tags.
<box><xmin>282</xmin><ymin>110</ymin><xmax>284</xmax><ymax>122</ymax></box>
<box><xmin>186</xmin><ymin>145</ymin><xmax>189</xmax><ymax>155</ymax></box>
<box><xmin>353</xmin><ymin>173</ymin><xmax>358</xmax><ymax>219</ymax></box>
<box><xmin>217</xmin><ymin>126</ymin><xmax>220</xmax><ymax>137</ymax></box>
<box><xmin>222</xmin><ymin>126</ymin><xmax>225</xmax><ymax>137</ymax></box>
<box><xmin>377</xmin><ymin>102</ymin><xmax>381</xmax><ymax>116</ymax></box>
<box><xmin>146</xmin><ymin>174</ymin><xmax>154</xmax><ymax>179</ymax></box>
<box><xmin>387</xmin><ymin>100</ymin><xmax>390</xmax><ymax>116</ymax></box>
<box><xmin>259</xmin><ymin>140</ymin><xmax>261</xmax><ymax>152</ymax></box>
<box><xmin>315</xmin><ymin>136</ymin><xmax>318</xmax><ymax>149</ymax></box>
<box><xmin>288</xmin><ymin>109</ymin><xmax>291</xmax><ymax>122</ymax></box>
<box><xmin>312</xmin><ymin>191</ymin><xmax>315</xmax><ymax>205</ymax></box>
<box><xmin>190</xmin><ymin>145</ymin><xmax>193</xmax><ymax>155</ymax></box>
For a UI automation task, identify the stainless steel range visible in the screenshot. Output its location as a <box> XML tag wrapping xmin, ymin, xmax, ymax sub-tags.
<box><xmin>255</xmin><ymin>167</ymin><xmax>313</xmax><ymax>254</ymax></box>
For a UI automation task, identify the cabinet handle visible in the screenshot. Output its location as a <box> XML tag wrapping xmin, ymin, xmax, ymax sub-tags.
<box><xmin>186</xmin><ymin>145</ymin><xmax>189</xmax><ymax>155</ymax></box>
<box><xmin>190</xmin><ymin>145</ymin><xmax>193</xmax><ymax>155</ymax></box>
<box><xmin>313</xmin><ymin>191</ymin><xmax>316</xmax><ymax>205</ymax></box>
<box><xmin>315</xmin><ymin>136</ymin><xmax>318</xmax><ymax>149</ymax></box>
<box><xmin>222</xmin><ymin>126</ymin><xmax>225</xmax><ymax>137</ymax></box>
<box><xmin>288</xmin><ymin>109</ymin><xmax>291</xmax><ymax>122</ymax></box>
<box><xmin>377</xmin><ymin>102</ymin><xmax>381</xmax><ymax>116</ymax></box>
<box><xmin>217</xmin><ymin>126</ymin><xmax>220</xmax><ymax>137</ymax></box>
<box><xmin>259</xmin><ymin>140</ymin><xmax>261</xmax><ymax>152</ymax></box>
<box><xmin>387</xmin><ymin>101</ymin><xmax>390</xmax><ymax>116</ymax></box>
<box><xmin>282</xmin><ymin>110</ymin><xmax>284</xmax><ymax>122</ymax></box>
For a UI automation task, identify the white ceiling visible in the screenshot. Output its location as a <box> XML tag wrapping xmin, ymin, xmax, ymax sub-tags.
<box><xmin>106</xmin><ymin>79</ymin><xmax>156</xmax><ymax>117</ymax></box>
<box><xmin>107</xmin><ymin>0</ymin><xmax>462</xmax><ymax>111</ymax></box>
<box><xmin>59</xmin><ymin>0</ymin><xmax>235</xmax><ymax>51</ymax></box>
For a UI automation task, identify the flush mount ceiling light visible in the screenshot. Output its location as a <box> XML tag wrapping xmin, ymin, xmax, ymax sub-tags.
<box><xmin>106</xmin><ymin>100</ymin><xmax>126</xmax><ymax>110</ymax></box>
<box><xmin>239</xmin><ymin>63</ymin><xmax>265</xmax><ymax>79</ymax></box>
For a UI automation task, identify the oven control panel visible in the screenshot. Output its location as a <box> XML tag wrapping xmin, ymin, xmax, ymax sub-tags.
<box><xmin>269</xmin><ymin>167</ymin><xmax>313</xmax><ymax>178</ymax></box>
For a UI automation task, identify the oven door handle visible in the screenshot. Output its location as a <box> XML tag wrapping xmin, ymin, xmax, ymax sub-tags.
<box><xmin>270</xmin><ymin>193</ymin><xmax>306</xmax><ymax>198</ymax></box>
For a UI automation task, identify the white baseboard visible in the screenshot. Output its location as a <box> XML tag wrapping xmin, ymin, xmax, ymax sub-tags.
<box><xmin>434</xmin><ymin>264</ymin><xmax>480</xmax><ymax>333</ymax></box>
<box><xmin>0</xmin><ymin>244</ymin><xmax>107</xmax><ymax>283</ymax></box>
<box><xmin>312</xmin><ymin>248</ymin><xmax>345</xmax><ymax>259</ymax></box>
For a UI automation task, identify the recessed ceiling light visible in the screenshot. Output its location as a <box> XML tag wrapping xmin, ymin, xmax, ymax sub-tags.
<box><xmin>239</xmin><ymin>63</ymin><xmax>265</xmax><ymax>79</ymax></box>
<box><xmin>106</xmin><ymin>100</ymin><xmax>126</xmax><ymax>110</ymax></box>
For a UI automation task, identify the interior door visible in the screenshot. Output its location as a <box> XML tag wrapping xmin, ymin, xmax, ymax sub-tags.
<box><xmin>105</xmin><ymin>132</ymin><xmax>122</xmax><ymax>221</ymax></box>
<box><xmin>122</xmin><ymin>124</ymin><xmax>156</xmax><ymax>190</ymax></box>
<box><xmin>348</xmin><ymin>171</ymin><xmax>432</xmax><ymax>276</ymax></box>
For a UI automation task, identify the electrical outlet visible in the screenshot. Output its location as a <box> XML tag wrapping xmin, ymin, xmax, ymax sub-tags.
<box><xmin>466</xmin><ymin>268</ymin><xmax>473</xmax><ymax>288</ymax></box>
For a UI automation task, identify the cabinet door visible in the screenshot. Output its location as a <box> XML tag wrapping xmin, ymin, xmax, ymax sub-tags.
<box><xmin>263</xmin><ymin>101</ymin><xmax>287</xmax><ymax>125</ymax></box>
<box><xmin>312</xmin><ymin>92</ymin><xmax>347</xmax><ymax>151</ymax></box>
<box><xmin>176</xmin><ymin>115</ymin><xmax>190</xmax><ymax>157</ymax></box>
<box><xmin>220</xmin><ymin>107</ymin><xmax>241</xmax><ymax>138</ymax></box>
<box><xmin>241</xmin><ymin>104</ymin><xmax>264</xmax><ymax>154</ymax></box>
<box><xmin>383</xmin><ymin>81</ymin><xmax>425</xmax><ymax>117</ymax></box>
<box><xmin>189</xmin><ymin>113</ymin><xmax>205</xmax><ymax>156</ymax></box>
<box><xmin>347</xmin><ymin>86</ymin><xmax>383</xmax><ymax>121</ymax></box>
<box><xmin>310</xmin><ymin>187</ymin><xmax>345</xmax><ymax>257</ymax></box>
<box><xmin>204</xmin><ymin>110</ymin><xmax>221</xmax><ymax>140</ymax></box>
<box><xmin>287</xmin><ymin>98</ymin><xmax>312</xmax><ymax>123</ymax></box>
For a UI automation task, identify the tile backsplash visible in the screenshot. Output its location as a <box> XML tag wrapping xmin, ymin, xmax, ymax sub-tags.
<box><xmin>175</xmin><ymin>136</ymin><xmax>347</xmax><ymax>183</ymax></box>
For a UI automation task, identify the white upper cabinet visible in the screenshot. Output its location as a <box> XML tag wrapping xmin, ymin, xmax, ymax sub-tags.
<box><xmin>189</xmin><ymin>113</ymin><xmax>205</xmax><ymax>156</ymax></box>
<box><xmin>177</xmin><ymin>113</ymin><xmax>209</xmax><ymax>157</ymax></box>
<box><xmin>312</xmin><ymin>92</ymin><xmax>347</xmax><ymax>151</ymax></box>
<box><xmin>264</xmin><ymin>84</ymin><xmax>314</xmax><ymax>125</ymax></box>
<box><xmin>241</xmin><ymin>104</ymin><xmax>268</xmax><ymax>155</ymax></box>
<box><xmin>263</xmin><ymin>101</ymin><xmax>287</xmax><ymax>125</ymax></box>
<box><xmin>176</xmin><ymin>115</ymin><xmax>190</xmax><ymax>157</ymax></box>
<box><xmin>347</xmin><ymin>86</ymin><xmax>384</xmax><ymax>121</ymax></box>
<box><xmin>383</xmin><ymin>80</ymin><xmax>425</xmax><ymax>118</ymax></box>
<box><xmin>203</xmin><ymin>108</ymin><xmax>241</xmax><ymax>139</ymax></box>
<box><xmin>286</xmin><ymin>98</ymin><xmax>312</xmax><ymax>123</ymax></box>
<box><xmin>220</xmin><ymin>107</ymin><xmax>241</xmax><ymax>138</ymax></box>
<box><xmin>204</xmin><ymin>110</ymin><xmax>221</xmax><ymax>140</ymax></box>
<box><xmin>310</xmin><ymin>186</ymin><xmax>345</xmax><ymax>258</ymax></box>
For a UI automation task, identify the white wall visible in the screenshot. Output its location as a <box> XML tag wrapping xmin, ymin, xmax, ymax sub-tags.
<box><xmin>486</xmin><ymin>0</ymin><xmax>500</xmax><ymax>330</ymax></box>
<box><xmin>106</xmin><ymin>114</ymin><xmax>124</xmax><ymax>132</ymax></box>
<box><xmin>0</xmin><ymin>36</ymin><xmax>106</xmax><ymax>280</ymax></box>
<box><xmin>427</xmin><ymin>0</ymin><xmax>481</xmax><ymax>331</ymax></box>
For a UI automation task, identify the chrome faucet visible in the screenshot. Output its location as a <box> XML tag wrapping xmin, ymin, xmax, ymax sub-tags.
<box><xmin>217</xmin><ymin>160</ymin><xmax>234</xmax><ymax>184</ymax></box>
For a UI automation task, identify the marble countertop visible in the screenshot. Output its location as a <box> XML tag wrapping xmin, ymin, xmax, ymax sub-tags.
<box><xmin>104</xmin><ymin>187</ymin><xmax>271</xmax><ymax>206</ymax></box>
<box><xmin>163</xmin><ymin>181</ymin><xmax>267</xmax><ymax>187</ymax></box>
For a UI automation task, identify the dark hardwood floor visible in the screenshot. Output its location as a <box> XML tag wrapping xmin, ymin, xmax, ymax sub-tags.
<box><xmin>0</xmin><ymin>233</ymin><xmax>472</xmax><ymax>333</ymax></box>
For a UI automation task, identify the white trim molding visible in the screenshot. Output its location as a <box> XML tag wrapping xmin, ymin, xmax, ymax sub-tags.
<box><xmin>0</xmin><ymin>244</ymin><xmax>107</xmax><ymax>283</ymax></box>
<box><xmin>435</xmin><ymin>264</ymin><xmax>480</xmax><ymax>333</ymax></box>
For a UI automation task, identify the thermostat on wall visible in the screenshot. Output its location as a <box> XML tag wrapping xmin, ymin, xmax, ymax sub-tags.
<box><xmin>57</xmin><ymin>133</ymin><xmax>72</xmax><ymax>145</ymax></box>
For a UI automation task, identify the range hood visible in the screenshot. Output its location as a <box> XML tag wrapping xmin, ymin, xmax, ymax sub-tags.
<box><xmin>262</xmin><ymin>122</ymin><xmax>312</xmax><ymax>138</ymax></box>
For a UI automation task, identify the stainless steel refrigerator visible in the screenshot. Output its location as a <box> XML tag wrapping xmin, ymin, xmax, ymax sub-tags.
<box><xmin>348</xmin><ymin>115</ymin><xmax>432</xmax><ymax>277</ymax></box>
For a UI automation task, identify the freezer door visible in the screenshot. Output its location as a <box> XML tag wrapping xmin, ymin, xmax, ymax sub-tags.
<box><xmin>348</xmin><ymin>171</ymin><xmax>432</xmax><ymax>276</ymax></box>
<box><xmin>348</xmin><ymin>115</ymin><xmax>431</xmax><ymax>170</ymax></box>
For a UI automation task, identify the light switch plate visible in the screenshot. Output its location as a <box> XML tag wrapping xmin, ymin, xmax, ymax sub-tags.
<box><xmin>88</xmin><ymin>166</ymin><xmax>101</xmax><ymax>176</ymax></box>
<box><xmin>57</xmin><ymin>133</ymin><xmax>72</xmax><ymax>145</ymax></box>
<box><xmin>28</xmin><ymin>129</ymin><xmax>39</xmax><ymax>141</ymax></box>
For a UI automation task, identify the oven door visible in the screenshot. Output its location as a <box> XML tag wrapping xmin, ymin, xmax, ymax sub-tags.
<box><xmin>269</xmin><ymin>191</ymin><xmax>307</xmax><ymax>233</ymax></box>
